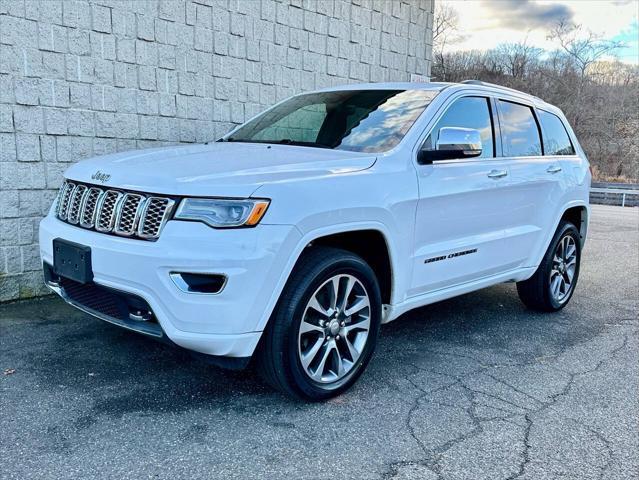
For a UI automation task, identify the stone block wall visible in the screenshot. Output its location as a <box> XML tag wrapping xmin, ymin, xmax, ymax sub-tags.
<box><xmin>0</xmin><ymin>0</ymin><xmax>433</xmax><ymax>301</ymax></box>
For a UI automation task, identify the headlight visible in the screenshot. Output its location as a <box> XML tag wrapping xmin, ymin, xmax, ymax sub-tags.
<box><xmin>174</xmin><ymin>198</ymin><xmax>270</xmax><ymax>228</ymax></box>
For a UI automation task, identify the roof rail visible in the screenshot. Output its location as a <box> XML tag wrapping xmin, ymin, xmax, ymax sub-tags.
<box><xmin>460</xmin><ymin>79</ymin><xmax>543</xmax><ymax>102</ymax></box>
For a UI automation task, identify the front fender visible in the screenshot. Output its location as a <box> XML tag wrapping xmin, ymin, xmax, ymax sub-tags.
<box><xmin>252</xmin><ymin>220</ymin><xmax>404</xmax><ymax>333</ymax></box>
<box><xmin>250</xmin><ymin>162</ymin><xmax>418</xmax><ymax>332</ymax></box>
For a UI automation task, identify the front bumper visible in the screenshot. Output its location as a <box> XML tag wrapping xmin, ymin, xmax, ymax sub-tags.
<box><xmin>39</xmin><ymin>214</ymin><xmax>301</xmax><ymax>357</ymax></box>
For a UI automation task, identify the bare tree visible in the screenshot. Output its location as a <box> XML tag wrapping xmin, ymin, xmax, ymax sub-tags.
<box><xmin>548</xmin><ymin>21</ymin><xmax>624</xmax><ymax>78</ymax></box>
<box><xmin>497</xmin><ymin>41</ymin><xmax>543</xmax><ymax>79</ymax></box>
<box><xmin>432</xmin><ymin>2</ymin><xmax>460</xmax><ymax>49</ymax></box>
<box><xmin>430</xmin><ymin>21</ymin><xmax>638</xmax><ymax>181</ymax></box>
<box><xmin>432</xmin><ymin>1</ymin><xmax>461</xmax><ymax>81</ymax></box>
<box><xmin>546</xmin><ymin>21</ymin><xmax>627</xmax><ymax>140</ymax></box>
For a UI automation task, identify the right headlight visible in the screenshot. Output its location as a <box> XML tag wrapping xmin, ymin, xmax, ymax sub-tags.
<box><xmin>174</xmin><ymin>198</ymin><xmax>270</xmax><ymax>229</ymax></box>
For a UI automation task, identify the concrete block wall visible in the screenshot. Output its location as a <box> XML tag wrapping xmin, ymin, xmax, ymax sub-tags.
<box><xmin>0</xmin><ymin>0</ymin><xmax>433</xmax><ymax>302</ymax></box>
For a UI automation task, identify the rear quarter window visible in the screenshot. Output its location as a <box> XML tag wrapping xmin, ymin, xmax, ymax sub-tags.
<box><xmin>538</xmin><ymin>110</ymin><xmax>576</xmax><ymax>156</ymax></box>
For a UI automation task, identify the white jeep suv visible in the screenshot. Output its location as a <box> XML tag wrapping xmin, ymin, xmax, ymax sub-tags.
<box><xmin>40</xmin><ymin>81</ymin><xmax>590</xmax><ymax>400</ymax></box>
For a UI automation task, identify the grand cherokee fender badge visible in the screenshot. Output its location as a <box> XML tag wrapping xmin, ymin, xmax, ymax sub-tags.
<box><xmin>425</xmin><ymin>248</ymin><xmax>478</xmax><ymax>264</ymax></box>
<box><xmin>91</xmin><ymin>170</ymin><xmax>111</xmax><ymax>183</ymax></box>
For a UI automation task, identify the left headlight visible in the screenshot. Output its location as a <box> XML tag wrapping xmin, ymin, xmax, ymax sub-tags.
<box><xmin>174</xmin><ymin>198</ymin><xmax>270</xmax><ymax>228</ymax></box>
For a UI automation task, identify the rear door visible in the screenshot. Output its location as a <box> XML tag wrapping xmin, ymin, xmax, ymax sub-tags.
<box><xmin>496</xmin><ymin>100</ymin><xmax>569</xmax><ymax>268</ymax></box>
<box><xmin>409</xmin><ymin>95</ymin><xmax>514</xmax><ymax>297</ymax></box>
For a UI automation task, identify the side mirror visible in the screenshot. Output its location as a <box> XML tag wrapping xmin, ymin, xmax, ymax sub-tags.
<box><xmin>418</xmin><ymin>127</ymin><xmax>483</xmax><ymax>164</ymax></box>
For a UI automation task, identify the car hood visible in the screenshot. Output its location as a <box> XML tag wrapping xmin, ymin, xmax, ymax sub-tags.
<box><xmin>64</xmin><ymin>143</ymin><xmax>377</xmax><ymax>197</ymax></box>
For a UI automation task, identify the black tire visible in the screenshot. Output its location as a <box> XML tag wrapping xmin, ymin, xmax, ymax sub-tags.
<box><xmin>256</xmin><ymin>246</ymin><xmax>382</xmax><ymax>401</ymax></box>
<box><xmin>517</xmin><ymin>220</ymin><xmax>582</xmax><ymax>312</ymax></box>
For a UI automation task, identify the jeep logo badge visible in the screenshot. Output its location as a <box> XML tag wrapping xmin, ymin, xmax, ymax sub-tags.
<box><xmin>91</xmin><ymin>170</ymin><xmax>111</xmax><ymax>183</ymax></box>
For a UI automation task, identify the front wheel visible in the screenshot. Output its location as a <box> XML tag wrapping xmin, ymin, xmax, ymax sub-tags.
<box><xmin>517</xmin><ymin>220</ymin><xmax>582</xmax><ymax>311</ymax></box>
<box><xmin>257</xmin><ymin>246</ymin><xmax>382</xmax><ymax>401</ymax></box>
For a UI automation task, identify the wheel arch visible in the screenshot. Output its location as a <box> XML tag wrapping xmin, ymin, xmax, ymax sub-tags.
<box><xmin>533</xmin><ymin>202</ymin><xmax>589</xmax><ymax>269</ymax></box>
<box><xmin>254</xmin><ymin>223</ymin><xmax>397</xmax><ymax>334</ymax></box>
<box><xmin>307</xmin><ymin>229</ymin><xmax>393</xmax><ymax>305</ymax></box>
<box><xmin>560</xmin><ymin>205</ymin><xmax>589</xmax><ymax>247</ymax></box>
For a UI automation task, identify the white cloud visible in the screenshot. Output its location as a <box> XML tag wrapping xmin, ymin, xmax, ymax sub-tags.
<box><xmin>442</xmin><ymin>0</ymin><xmax>639</xmax><ymax>60</ymax></box>
<box><xmin>569</xmin><ymin>1</ymin><xmax>638</xmax><ymax>38</ymax></box>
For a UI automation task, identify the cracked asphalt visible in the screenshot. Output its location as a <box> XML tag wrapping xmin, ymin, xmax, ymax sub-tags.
<box><xmin>1</xmin><ymin>204</ymin><xmax>637</xmax><ymax>480</ymax></box>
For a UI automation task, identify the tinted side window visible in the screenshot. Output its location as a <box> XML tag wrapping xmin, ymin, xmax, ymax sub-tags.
<box><xmin>498</xmin><ymin>100</ymin><xmax>542</xmax><ymax>157</ymax></box>
<box><xmin>424</xmin><ymin>97</ymin><xmax>494</xmax><ymax>158</ymax></box>
<box><xmin>538</xmin><ymin>110</ymin><xmax>575</xmax><ymax>155</ymax></box>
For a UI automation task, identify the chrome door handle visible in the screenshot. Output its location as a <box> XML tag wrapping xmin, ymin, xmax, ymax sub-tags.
<box><xmin>487</xmin><ymin>169</ymin><xmax>508</xmax><ymax>179</ymax></box>
<box><xmin>547</xmin><ymin>165</ymin><xmax>562</xmax><ymax>174</ymax></box>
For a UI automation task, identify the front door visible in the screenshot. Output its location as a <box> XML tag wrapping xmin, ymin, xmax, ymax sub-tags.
<box><xmin>409</xmin><ymin>96</ymin><xmax>514</xmax><ymax>297</ymax></box>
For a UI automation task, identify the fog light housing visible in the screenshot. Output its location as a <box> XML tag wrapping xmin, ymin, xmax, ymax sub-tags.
<box><xmin>170</xmin><ymin>272</ymin><xmax>227</xmax><ymax>294</ymax></box>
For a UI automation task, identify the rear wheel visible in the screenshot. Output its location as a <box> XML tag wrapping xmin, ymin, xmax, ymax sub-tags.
<box><xmin>257</xmin><ymin>246</ymin><xmax>381</xmax><ymax>401</ymax></box>
<box><xmin>517</xmin><ymin>220</ymin><xmax>581</xmax><ymax>311</ymax></box>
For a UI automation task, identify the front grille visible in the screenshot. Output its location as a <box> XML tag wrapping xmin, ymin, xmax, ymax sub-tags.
<box><xmin>67</xmin><ymin>184</ymin><xmax>87</xmax><ymax>224</ymax></box>
<box><xmin>139</xmin><ymin>197</ymin><xmax>173</xmax><ymax>239</ymax></box>
<box><xmin>95</xmin><ymin>190</ymin><xmax>121</xmax><ymax>232</ymax></box>
<box><xmin>114</xmin><ymin>193</ymin><xmax>145</xmax><ymax>236</ymax></box>
<box><xmin>80</xmin><ymin>187</ymin><xmax>102</xmax><ymax>228</ymax></box>
<box><xmin>55</xmin><ymin>181</ymin><xmax>175</xmax><ymax>240</ymax></box>
<box><xmin>57</xmin><ymin>181</ymin><xmax>75</xmax><ymax>219</ymax></box>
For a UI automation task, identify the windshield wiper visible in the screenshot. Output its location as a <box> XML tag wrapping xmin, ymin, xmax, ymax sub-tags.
<box><xmin>216</xmin><ymin>137</ymin><xmax>251</xmax><ymax>143</ymax></box>
<box><xmin>274</xmin><ymin>139</ymin><xmax>331</xmax><ymax>149</ymax></box>
<box><xmin>216</xmin><ymin>138</ymin><xmax>331</xmax><ymax>149</ymax></box>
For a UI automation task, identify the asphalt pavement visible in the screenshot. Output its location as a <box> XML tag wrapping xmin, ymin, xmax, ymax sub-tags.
<box><xmin>1</xmin><ymin>204</ymin><xmax>637</xmax><ymax>480</ymax></box>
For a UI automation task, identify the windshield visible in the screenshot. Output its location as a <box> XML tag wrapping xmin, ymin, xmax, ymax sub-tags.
<box><xmin>222</xmin><ymin>89</ymin><xmax>440</xmax><ymax>153</ymax></box>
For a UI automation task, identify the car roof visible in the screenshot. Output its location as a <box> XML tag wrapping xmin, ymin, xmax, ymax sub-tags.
<box><xmin>313</xmin><ymin>80</ymin><xmax>558</xmax><ymax>112</ymax></box>
<box><xmin>314</xmin><ymin>82</ymin><xmax>452</xmax><ymax>92</ymax></box>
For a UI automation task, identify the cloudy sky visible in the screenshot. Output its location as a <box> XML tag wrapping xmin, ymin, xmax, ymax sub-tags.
<box><xmin>442</xmin><ymin>0</ymin><xmax>639</xmax><ymax>63</ymax></box>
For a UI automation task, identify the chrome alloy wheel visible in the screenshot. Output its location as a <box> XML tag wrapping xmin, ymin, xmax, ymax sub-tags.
<box><xmin>297</xmin><ymin>274</ymin><xmax>371</xmax><ymax>384</ymax></box>
<box><xmin>550</xmin><ymin>234</ymin><xmax>577</xmax><ymax>303</ymax></box>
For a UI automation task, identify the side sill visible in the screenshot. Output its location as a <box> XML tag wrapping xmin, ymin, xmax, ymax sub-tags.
<box><xmin>383</xmin><ymin>266</ymin><xmax>536</xmax><ymax>323</ymax></box>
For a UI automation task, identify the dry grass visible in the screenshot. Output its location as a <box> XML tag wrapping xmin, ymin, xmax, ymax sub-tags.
<box><xmin>590</xmin><ymin>166</ymin><xmax>638</xmax><ymax>184</ymax></box>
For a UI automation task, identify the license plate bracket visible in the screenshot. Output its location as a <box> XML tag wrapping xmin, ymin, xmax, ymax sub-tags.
<box><xmin>53</xmin><ymin>238</ymin><xmax>93</xmax><ymax>284</ymax></box>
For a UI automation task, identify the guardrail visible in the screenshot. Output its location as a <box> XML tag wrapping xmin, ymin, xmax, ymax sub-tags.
<box><xmin>590</xmin><ymin>183</ymin><xmax>639</xmax><ymax>207</ymax></box>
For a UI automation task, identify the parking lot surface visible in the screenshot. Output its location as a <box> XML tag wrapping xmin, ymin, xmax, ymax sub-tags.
<box><xmin>1</xmin><ymin>205</ymin><xmax>637</xmax><ymax>480</ymax></box>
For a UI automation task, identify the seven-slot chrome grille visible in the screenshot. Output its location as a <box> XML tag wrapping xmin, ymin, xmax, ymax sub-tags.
<box><xmin>55</xmin><ymin>181</ymin><xmax>175</xmax><ymax>241</ymax></box>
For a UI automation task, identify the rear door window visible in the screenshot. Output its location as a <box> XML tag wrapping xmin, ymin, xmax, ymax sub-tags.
<box><xmin>498</xmin><ymin>100</ymin><xmax>542</xmax><ymax>157</ymax></box>
<box><xmin>538</xmin><ymin>110</ymin><xmax>575</xmax><ymax>155</ymax></box>
<box><xmin>423</xmin><ymin>96</ymin><xmax>495</xmax><ymax>158</ymax></box>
